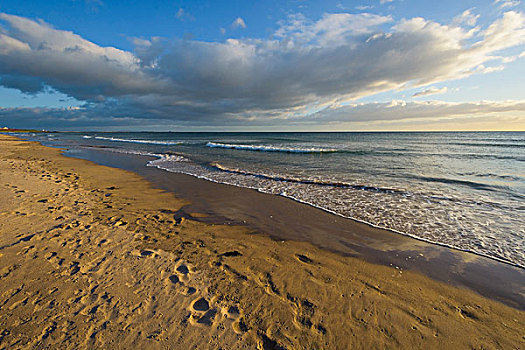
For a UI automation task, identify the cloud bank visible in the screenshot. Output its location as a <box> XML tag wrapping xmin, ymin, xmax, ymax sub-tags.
<box><xmin>1</xmin><ymin>10</ymin><xmax>525</xmax><ymax>129</ymax></box>
<box><xmin>2</xmin><ymin>99</ymin><xmax>524</xmax><ymax>130</ymax></box>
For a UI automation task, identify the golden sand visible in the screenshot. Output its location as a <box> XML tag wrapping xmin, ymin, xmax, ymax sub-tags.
<box><xmin>0</xmin><ymin>135</ymin><xmax>523</xmax><ymax>349</ymax></box>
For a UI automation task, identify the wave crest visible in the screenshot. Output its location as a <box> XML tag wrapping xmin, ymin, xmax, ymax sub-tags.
<box><xmin>211</xmin><ymin>163</ymin><xmax>403</xmax><ymax>194</ymax></box>
<box><xmin>206</xmin><ymin>142</ymin><xmax>336</xmax><ymax>153</ymax></box>
<box><xmin>94</xmin><ymin>136</ymin><xmax>182</xmax><ymax>145</ymax></box>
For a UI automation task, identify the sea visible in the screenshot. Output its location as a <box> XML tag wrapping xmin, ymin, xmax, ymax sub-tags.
<box><xmin>18</xmin><ymin>131</ymin><xmax>525</xmax><ymax>268</ymax></box>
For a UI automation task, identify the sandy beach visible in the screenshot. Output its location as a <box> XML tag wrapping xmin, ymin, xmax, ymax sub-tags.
<box><xmin>0</xmin><ymin>134</ymin><xmax>523</xmax><ymax>349</ymax></box>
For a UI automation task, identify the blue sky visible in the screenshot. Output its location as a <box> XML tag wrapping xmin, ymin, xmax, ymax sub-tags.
<box><xmin>0</xmin><ymin>0</ymin><xmax>524</xmax><ymax>130</ymax></box>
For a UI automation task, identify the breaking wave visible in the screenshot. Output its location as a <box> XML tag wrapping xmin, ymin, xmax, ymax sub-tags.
<box><xmin>94</xmin><ymin>136</ymin><xmax>182</xmax><ymax>145</ymax></box>
<box><xmin>206</xmin><ymin>142</ymin><xmax>337</xmax><ymax>153</ymax></box>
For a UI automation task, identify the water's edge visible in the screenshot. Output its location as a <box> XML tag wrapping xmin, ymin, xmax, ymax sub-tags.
<box><xmin>147</xmin><ymin>153</ymin><xmax>524</xmax><ymax>269</ymax></box>
<box><xmin>55</xmin><ymin>145</ymin><xmax>523</xmax><ymax>310</ymax></box>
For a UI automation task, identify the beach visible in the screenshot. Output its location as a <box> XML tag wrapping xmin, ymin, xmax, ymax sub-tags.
<box><xmin>0</xmin><ymin>134</ymin><xmax>524</xmax><ymax>349</ymax></box>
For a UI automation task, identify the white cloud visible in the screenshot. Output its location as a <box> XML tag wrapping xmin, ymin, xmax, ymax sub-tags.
<box><xmin>413</xmin><ymin>86</ymin><xmax>448</xmax><ymax>97</ymax></box>
<box><xmin>231</xmin><ymin>17</ymin><xmax>246</xmax><ymax>29</ymax></box>
<box><xmin>475</xmin><ymin>64</ymin><xmax>505</xmax><ymax>73</ymax></box>
<box><xmin>380</xmin><ymin>0</ymin><xmax>394</xmax><ymax>4</ymax></box>
<box><xmin>301</xmin><ymin>99</ymin><xmax>525</xmax><ymax>123</ymax></box>
<box><xmin>452</xmin><ymin>9</ymin><xmax>480</xmax><ymax>27</ymax></box>
<box><xmin>501</xmin><ymin>55</ymin><xmax>518</xmax><ymax>62</ymax></box>
<box><xmin>494</xmin><ymin>0</ymin><xmax>521</xmax><ymax>9</ymax></box>
<box><xmin>275</xmin><ymin>12</ymin><xmax>392</xmax><ymax>47</ymax></box>
<box><xmin>355</xmin><ymin>5</ymin><xmax>374</xmax><ymax>10</ymax></box>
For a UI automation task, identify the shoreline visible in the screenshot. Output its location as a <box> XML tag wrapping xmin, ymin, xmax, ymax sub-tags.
<box><xmin>0</xmin><ymin>134</ymin><xmax>523</xmax><ymax>348</ymax></box>
<box><xmin>44</xmin><ymin>132</ymin><xmax>524</xmax><ymax>270</ymax></box>
<box><xmin>155</xmin><ymin>154</ymin><xmax>524</xmax><ymax>270</ymax></box>
<box><xmin>64</xmin><ymin>145</ymin><xmax>525</xmax><ymax>309</ymax></box>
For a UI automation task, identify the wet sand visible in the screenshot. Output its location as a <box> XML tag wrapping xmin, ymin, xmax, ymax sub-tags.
<box><xmin>0</xmin><ymin>135</ymin><xmax>524</xmax><ymax>349</ymax></box>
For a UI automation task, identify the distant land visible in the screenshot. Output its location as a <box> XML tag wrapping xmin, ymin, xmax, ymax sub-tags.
<box><xmin>1</xmin><ymin>127</ymin><xmax>52</xmax><ymax>133</ymax></box>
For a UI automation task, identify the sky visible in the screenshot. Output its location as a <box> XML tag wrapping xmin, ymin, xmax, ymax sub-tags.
<box><xmin>0</xmin><ymin>0</ymin><xmax>524</xmax><ymax>131</ymax></box>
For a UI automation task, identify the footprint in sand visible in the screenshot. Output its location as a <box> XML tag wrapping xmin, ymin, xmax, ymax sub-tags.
<box><xmin>232</xmin><ymin>318</ymin><xmax>248</xmax><ymax>334</ymax></box>
<box><xmin>220</xmin><ymin>250</ymin><xmax>242</xmax><ymax>257</ymax></box>
<box><xmin>167</xmin><ymin>274</ymin><xmax>196</xmax><ymax>295</ymax></box>
<box><xmin>191</xmin><ymin>297</ymin><xmax>209</xmax><ymax>312</ymax></box>
<box><xmin>222</xmin><ymin>305</ymin><xmax>241</xmax><ymax>320</ymax></box>
<box><xmin>163</xmin><ymin>259</ymin><xmax>196</xmax><ymax>297</ymax></box>
<box><xmin>140</xmin><ymin>250</ymin><xmax>155</xmax><ymax>257</ymax></box>
<box><xmin>175</xmin><ymin>262</ymin><xmax>192</xmax><ymax>283</ymax></box>
<box><xmin>196</xmin><ymin>309</ymin><xmax>217</xmax><ymax>326</ymax></box>
<box><xmin>176</xmin><ymin>264</ymin><xmax>189</xmax><ymax>275</ymax></box>
<box><xmin>97</xmin><ymin>239</ymin><xmax>109</xmax><ymax>247</ymax></box>
<box><xmin>220</xmin><ymin>305</ymin><xmax>247</xmax><ymax>334</ymax></box>
<box><xmin>189</xmin><ymin>297</ymin><xmax>218</xmax><ymax>326</ymax></box>
<box><xmin>295</xmin><ymin>254</ymin><xmax>313</xmax><ymax>264</ymax></box>
<box><xmin>184</xmin><ymin>287</ymin><xmax>197</xmax><ymax>295</ymax></box>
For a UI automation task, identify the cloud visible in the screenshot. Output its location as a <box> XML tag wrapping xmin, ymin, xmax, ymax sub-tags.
<box><xmin>380</xmin><ymin>0</ymin><xmax>394</xmax><ymax>4</ymax></box>
<box><xmin>355</xmin><ymin>5</ymin><xmax>374</xmax><ymax>10</ymax></box>
<box><xmin>475</xmin><ymin>64</ymin><xmax>505</xmax><ymax>73</ymax></box>
<box><xmin>176</xmin><ymin>8</ymin><xmax>195</xmax><ymax>21</ymax></box>
<box><xmin>274</xmin><ymin>12</ymin><xmax>393</xmax><ymax>46</ymax></box>
<box><xmin>300</xmin><ymin>99</ymin><xmax>525</xmax><ymax>124</ymax></box>
<box><xmin>452</xmin><ymin>9</ymin><xmax>480</xmax><ymax>27</ymax></box>
<box><xmin>231</xmin><ymin>17</ymin><xmax>246</xmax><ymax>29</ymax></box>
<box><xmin>0</xmin><ymin>11</ymin><xmax>525</xmax><ymax>129</ymax></box>
<box><xmin>3</xmin><ymin>99</ymin><xmax>524</xmax><ymax>130</ymax></box>
<box><xmin>0</xmin><ymin>13</ymin><xmax>167</xmax><ymax>101</ymax></box>
<box><xmin>412</xmin><ymin>86</ymin><xmax>448</xmax><ymax>97</ymax></box>
<box><xmin>494</xmin><ymin>0</ymin><xmax>521</xmax><ymax>9</ymax></box>
<box><xmin>337</xmin><ymin>3</ymin><xmax>374</xmax><ymax>11</ymax></box>
<box><xmin>0</xmin><ymin>74</ymin><xmax>45</xmax><ymax>94</ymax></box>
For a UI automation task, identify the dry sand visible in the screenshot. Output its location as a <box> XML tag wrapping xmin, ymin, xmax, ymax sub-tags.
<box><xmin>0</xmin><ymin>134</ymin><xmax>523</xmax><ymax>349</ymax></box>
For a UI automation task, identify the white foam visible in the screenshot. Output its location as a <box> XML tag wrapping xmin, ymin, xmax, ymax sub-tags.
<box><xmin>94</xmin><ymin>136</ymin><xmax>182</xmax><ymax>145</ymax></box>
<box><xmin>147</xmin><ymin>154</ymin><xmax>188</xmax><ymax>166</ymax></box>
<box><xmin>206</xmin><ymin>142</ymin><xmax>336</xmax><ymax>153</ymax></box>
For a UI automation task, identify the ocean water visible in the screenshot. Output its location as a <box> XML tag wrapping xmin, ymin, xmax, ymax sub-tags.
<box><xmin>21</xmin><ymin>132</ymin><xmax>525</xmax><ymax>268</ymax></box>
